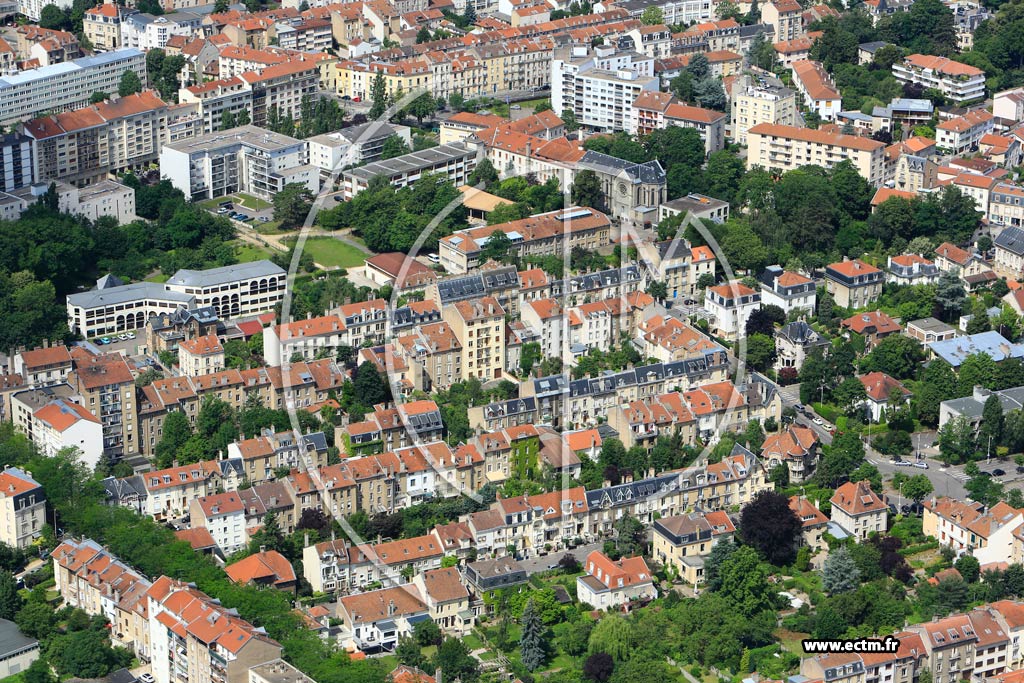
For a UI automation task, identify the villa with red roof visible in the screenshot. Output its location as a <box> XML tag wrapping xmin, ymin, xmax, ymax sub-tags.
<box><xmin>831</xmin><ymin>480</ymin><xmax>888</xmax><ymax>540</ymax></box>
<box><xmin>859</xmin><ymin>371</ymin><xmax>911</xmax><ymax>421</ymax></box>
<box><xmin>841</xmin><ymin>310</ymin><xmax>901</xmax><ymax>349</ymax></box>
<box><xmin>225</xmin><ymin>550</ymin><xmax>298</xmax><ymax>591</ymax></box>
<box><xmin>762</xmin><ymin>425</ymin><xmax>819</xmax><ymax>483</ymax></box>
<box><xmin>577</xmin><ymin>550</ymin><xmax>657</xmax><ymax>610</ymax></box>
<box><xmin>826</xmin><ymin>258</ymin><xmax>884</xmax><ymax>309</ymax></box>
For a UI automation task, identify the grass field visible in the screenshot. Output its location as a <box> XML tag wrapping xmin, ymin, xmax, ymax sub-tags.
<box><xmin>235</xmin><ymin>242</ymin><xmax>276</xmax><ymax>262</ymax></box>
<box><xmin>145</xmin><ymin>272</ymin><xmax>170</xmax><ymax>283</ymax></box>
<box><xmin>302</xmin><ymin>237</ymin><xmax>368</xmax><ymax>268</ymax></box>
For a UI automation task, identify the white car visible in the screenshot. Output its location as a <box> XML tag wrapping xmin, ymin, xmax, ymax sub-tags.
<box><xmin>812</xmin><ymin>417</ymin><xmax>824</xmax><ymax>426</ymax></box>
<box><xmin>140</xmin><ymin>674</ymin><xmax>155</xmax><ymax>683</ymax></box>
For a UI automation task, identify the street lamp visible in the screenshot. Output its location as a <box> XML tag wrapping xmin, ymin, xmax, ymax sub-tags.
<box><xmin>898</xmin><ymin>481</ymin><xmax>903</xmax><ymax>511</ymax></box>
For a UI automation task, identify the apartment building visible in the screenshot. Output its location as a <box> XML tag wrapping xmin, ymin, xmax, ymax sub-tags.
<box><xmin>652</xmin><ymin>510</ymin><xmax>735</xmax><ymax>585</ymax></box>
<box><xmin>14</xmin><ymin>346</ymin><xmax>72</xmax><ymax>388</ymax></box>
<box><xmin>730</xmin><ymin>77</ymin><xmax>797</xmax><ymax>145</ymax></box>
<box><xmin>758</xmin><ymin>265</ymin><xmax>816</xmax><ymax>314</ymax></box>
<box><xmin>791</xmin><ymin>60</ymin><xmax>842</xmax><ymax>121</ymax></box>
<box><xmin>923</xmin><ymin>497</ymin><xmax>1024</xmax><ymax>564</ymax></box>
<box><xmin>0</xmin><ymin>49</ymin><xmax>147</xmax><ymax>125</ymax></box>
<box><xmin>620</xmin><ymin>0</ymin><xmax>712</xmax><ymax>24</ymax></box>
<box><xmin>393</xmin><ymin>320</ymin><xmax>463</xmax><ymax>392</ymax></box>
<box><xmin>551</xmin><ymin>44</ymin><xmax>658</xmax><ymax>133</ymax></box>
<box><xmin>704</xmin><ymin>282</ymin><xmax>761</xmax><ymax>340</ymax></box>
<box><xmin>830</xmin><ymin>480</ymin><xmax>888</xmax><ymax>540</ymax></box>
<box><xmin>51</xmin><ymin>539</ymin><xmax>152</xmax><ymax>656</ymax></box>
<box><xmin>939</xmin><ymin>110</ymin><xmax>994</xmax><ymax>157</ymax></box>
<box><xmin>133</xmin><ymin>460</ymin><xmax>227</xmax><ymax>520</ymax></box>
<box><xmin>272</xmin><ymin>18</ymin><xmax>331</xmax><ymax>52</ymax></box>
<box><xmin>68</xmin><ymin>350</ymin><xmax>137</xmax><ymax>459</ymax></box>
<box><xmin>893</xmin><ymin>54</ymin><xmax>986</xmax><ymax>105</ymax></box>
<box><xmin>10</xmin><ymin>386</ymin><xmax>102</xmax><ymax>467</ymax></box>
<box><xmin>442</xmin><ymin>297</ymin><xmax>506</xmax><ymax>381</ymax></box>
<box><xmin>746</xmin><ymin>123</ymin><xmax>887</xmax><ymax>185</ymax></box>
<box><xmin>0</xmin><ymin>468</ymin><xmax>45</xmax><ymax>549</ymax></box>
<box><xmin>160</xmin><ymin>125</ymin><xmax>317</xmax><ymax>201</ymax></box>
<box><xmin>239</xmin><ymin>58</ymin><xmax>320</xmax><ymax>128</ymax></box>
<box><xmin>177</xmin><ymin>335</ymin><xmax>225</xmax><ymax>378</ymax></box>
<box><xmin>190</xmin><ymin>491</ymin><xmax>247</xmax><ymax>554</ymax></box>
<box><xmin>178</xmin><ymin>77</ymin><xmax>253</xmax><ymax>134</ymax></box>
<box><xmin>340</xmin><ymin>401</ymin><xmax>445</xmax><ymax>456</ymax></box>
<box><xmin>83</xmin><ymin>2</ymin><xmax>124</xmax><ymax>51</ymax></box>
<box><xmin>438</xmin><ymin>206</ymin><xmax>611</xmax><ymax>274</ymax></box>
<box><xmin>825</xmin><ymin>258</ymin><xmax>884</xmax><ymax>308</ymax></box>
<box><xmin>147</xmin><ymin>576</ymin><xmax>282</xmax><ymax>683</ymax></box>
<box><xmin>307</xmin><ymin>122</ymin><xmax>411</xmax><ymax>172</ymax></box>
<box><xmin>995</xmin><ymin>227</ymin><xmax>1024</xmax><ymax>279</ymax></box>
<box><xmin>629</xmin><ymin>90</ymin><xmax>725</xmax><ymax>153</ymax></box>
<box><xmin>23</xmin><ymin>90</ymin><xmax>193</xmax><ymax>185</ymax></box>
<box><xmin>763</xmin><ymin>0</ymin><xmax>803</xmax><ymax>42</ymax></box>
<box><xmin>800</xmin><ymin>633</ymin><xmax>926</xmax><ymax>683</ymax></box>
<box><xmin>0</xmin><ymin>133</ymin><xmax>34</xmax><ymax>193</ymax></box>
<box><xmin>989</xmin><ymin>183</ymin><xmax>1024</xmax><ymax>233</ymax></box>
<box><xmin>337</xmin><ymin>585</ymin><xmax>429</xmax><ymax>652</ymax></box>
<box><xmin>121</xmin><ymin>12</ymin><xmax>201</xmax><ymax>51</ymax></box>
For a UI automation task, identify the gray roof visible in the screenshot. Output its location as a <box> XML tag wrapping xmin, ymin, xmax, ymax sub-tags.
<box><xmin>163</xmin><ymin>125</ymin><xmax>306</xmax><ymax>156</ymax></box>
<box><xmin>859</xmin><ymin>41</ymin><xmax>889</xmax><ymax>53</ymax></box>
<box><xmin>777</xmin><ymin>321</ymin><xmax>826</xmax><ymax>346</ymax></box>
<box><xmin>908</xmin><ymin>317</ymin><xmax>954</xmax><ymax>334</ymax></box>
<box><xmin>67</xmin><ymin>281</ymin><xmax>193</xmax><ymax>309</ymax></box>
<box><xmin>579</xmin><ymin>151</ymin><xmax>665</xmax><ymax>185</ymax></box>
<box><xmin>307</xmin><ymin>121</ymin><xmax>397</xmax><ymax>148</ymax></box>
<box><xmin>0</xmin><ymin>49</ymin><xmax>143</xmax><ymax>89</ymax></box>
<box><xmin>0</xmin><ymin>619</ymin><xmax>38</xmax><ymax>657</ymax></box>
<box><xmin>943</xmin><ymin>386</ymin><xmax>1024</xmax><ymax>420</ymax></box>
<box><xmin>996</xmin><ymin>226</ymin><xmax>1024</xmax><ymax>257</ymax></box>
<box><xmin>928</xmin><ymin>330</ymin><xmax>1024</xmax><ymax>367</ymax></box>
<box><xmin>345</xmin><ymin>143</ymin><xmax>474</xmax><ymax>182</ymax></box>
<box><xmin>660</xmin><ymin>193</ymin><xmax>728</xmax><ymax>215</ymax></box>
<box><xmin>166</xmin><ymin>260</ymin><xmax>284</xmax><ymax>288</ymax></box>
<box><xmin>103</xmin><ymin>475</ymin><xmax>146</xmax><ymax>503</ymax></box>
<box><xmin>96</xmin><ymin>273</ymin><xmax>125</xmax><ymax>290</ymax></box>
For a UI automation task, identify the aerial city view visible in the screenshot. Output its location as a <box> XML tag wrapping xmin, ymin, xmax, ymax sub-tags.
<box><xmin>0</xmin><ymin>0</ymin><xmax>1024</xmax><ymax>679</ymax></box>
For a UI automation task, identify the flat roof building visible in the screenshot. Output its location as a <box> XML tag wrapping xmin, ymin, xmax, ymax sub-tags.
<box><xmin>341</xmin><ymin>143</ymin><xmax>476</xmax><ymax>199</ymax></box>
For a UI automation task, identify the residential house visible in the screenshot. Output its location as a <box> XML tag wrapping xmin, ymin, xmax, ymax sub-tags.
<box><xmin>826</xmin><ymin>259</ymin><xmax>884</xmax><ymax>309</ymax></box>
<box><xmin>830</xmin><ymin>480</ymin><xmax>888</xmax><ymax>540</ymax></box>
<box><xmin>576</xmin><ymin>550</ymin><xmax>657</xmax><ymax>610</ymax></box>
<box><xmin>651</xmin><ymin>510</ymin><xmax>735</xmax><ymax>585</ymax></box>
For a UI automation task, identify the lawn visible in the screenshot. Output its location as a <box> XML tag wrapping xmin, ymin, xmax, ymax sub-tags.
<box><xmin>234</xmin><ymin>192</ymin><xmax>272</xmax><ymax>212</ymax></box>
<box><xmin>302</xmin><ymin>237</ymin><xmax>369</xmax><ymax>269</ymax></box>
<box><xmin>145</xmin><ymin>272</ymin><xmax>170</xmax><ymax>283</ymax></box>
<box><xmin>254</xmin><ymin>220</ymin><xmax>287</xmax><ymax>235</ymax></box>
<box><xmin>775</xmin><ymin>628</ymin><xmax>810</xmax><ymax>658</ymax></box>
<box><xmin>235</xmin><ymin>242</ymin><xmax>276</xmax><ymax>262</ymax></box>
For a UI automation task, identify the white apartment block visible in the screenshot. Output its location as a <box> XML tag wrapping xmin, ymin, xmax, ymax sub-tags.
<box><xmin>893</xmin><ymin>54</ymin><xmax>986</xmax><ymax>105</ymax></box>
<box><xmin>730</xmin><ymin>78</ymin><xmax>797</xmax><ymax>145</ymax></box>
<box><xmin>0</xmin><ymin>48</ymin><xmax>147</xmax><ymax>125</ymax></box>
<box><xmin>120</xmin><ymin>12</ymin><xmax>200</xmax><ymax>51</ymax></box>
<box><xmin>178</xmin><ymin>77</ymin><xmax>253</xmax><ymax>134</ymax></box>
<box><xmin>552</xmin><ymin>45</ymin><xmax>658</xmax><ymax>133</ymax></box>
<box><xmin>11</xmin><ymin>386</ymin><xmax>103</xmax><ymax>469</ymax></box>
<box><xmin>791</xmin><ymin>60</ymin><xmax>842</xmax><ymax>121</ymax></box>
<box><xmin>620</xmin><ymin>0</ymin><xmax>713</xmax><ymax>25</ymax></box>
<box><xmin>936</xmin><ymin>109</ymin><xmax>994</xmax><ymax>155</ymax></box>
<box><xmin>746</xmin><ymin>123</ymin><xmax>888</xmax><ymax>185</ymax></box>
<box><xmin>160</xmin><ymin>125</ymin><xmax>318</xmax><ymax>201</ymax></box>
<box><xmin>989</xmin><ymin>183</ymin><xmax>1024</xmax><ymax>233</ymax></box>
<box><xmin>994</xmin><ymin>87</ymin><xmax>1024</xmax><ymax>123</ymax></box>
<box><xmin>704</xmin><ymin>283</ymin><xmax>761</xmax><ymax>341</ymax></box>
<box><xmin>341</xmin><ymin>143</ymin><xmax>476</xmax><ymax>199</ymax></box>
<box><xmin>18</xmin><ymin>0</ymin><xmax>71</xmax><ymax>22</ymax></box>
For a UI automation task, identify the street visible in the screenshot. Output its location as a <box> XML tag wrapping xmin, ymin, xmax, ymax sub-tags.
<box><xmin>517</xmin><ymin>540</ymin><xmax>606</xmax><ymax>574</ymax></box>
<box><xmin>782</xmin><ymin>383</ymin><xmax>971</xmax><ymax>500</ymax></box>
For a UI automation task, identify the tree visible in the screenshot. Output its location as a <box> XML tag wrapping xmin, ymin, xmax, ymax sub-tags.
<box><xmin>16</xmin><ymin>602</ymin><xmax>55</xmax><ymax>641</ymax></box>
<box><xmin>395</xmin><ymin>635</ymin><xmax>425</xmax><ymax>669</ymax></box>
<box><xmin>432</xmin><ymin>637</ymin><xmax>478</xmax><ymax>682</ymax></box>
<box><xmin>746</xmin><ymin>334</ymin><xmax>777</xmax><ymax>373</ymax></box>
<box><xmin>39</xmin><ymin>4</ymin><xmax>67</xmax><ymax>29</ymax></box>
<box><xmin>955</xmin><ymin>554</ymin><xmax>981</xmax><ymax>583</ymax></box>
<box><xmin>587</xmin><ymin>614</ymin><xmax>632</xmax><ymax>661</ymax></box>
<box><xmin>822</xmin><ymin>546</ymin><xmax>860</xmax><ymax>594</ymax></box>
<box><xmin>686</xmin><ymin>54</ymin><xmax>710</xmax><ymax>81</ymax></box>
<box><xmin>154</xmin><ymin>411</ymin><xmax>192</xmax><ymax>469</ymax></box>
<box><xmin>935</xmin><ymin>270</ymin><xmax>966</xmax><ymax>321</ymax></box>
<box><xmin>863</xmin><ymin>334</ymin><xmax>925</xmax><ymax>379</ymax></box>
<box><xmin>833</xmin><ymin>376</ymin><xmax>868</xmax><ymax>414</ymax></box>
<box><xmin>23</xmin><ymin>659</ymin><xmax>55</xmax><ymax>683</ymax></box>
<box><xmin>746</xmin><ymin>305</ymin><xmax>786</xmax><ymax>337</ymax></box>
<box><xmin>354</xmin><ymin>361</ymin><xmax>390</xmax><ymax>407</ymax></box>
<box><xmin>520</xmin><ymin>599</ymin><xmax>546</xmax><ymax>671</ymax></box>
<box><xmin>614</xmin><ymin>514</ymin><xmax>645</xmax><ymax>557</ymax></box>
<box><xmin>467</xmin><ymin>158</ymin><xmax>498</xmax><ymax>188</ymax></box>
<box><xmin>739</xmin><ymin>491</ymin><xmax>802</xmax><ymax>566</ymax></box>
<box><xmin>403</xmin><ymin>93</ymin><xmax>436</xmax><ymax>124</ymax></box>
<box><xmin>693</xmin><ymin>77</ymin><xmax>727</xmax><ymax>110</ymax></box>
<box><xmin>118</xmin><ymin>70</ymin><xmax>142</xmax><ymax>97</ymax></box>
<box><xmin>584</xmin><ymin>652</ymin><xmax>615</xmax><ymax>682</ymax></box>
<box><xmin>272</xmin><ymin>183</ymin><xmax>314</xmax><ymax>230</ymax></box>
<box><xmin>902</xmin><ymin>474</ymin><xmax>933</xmax><ymax>503</ymax></box>
<box><xmin>479</xmin><ymin>230</ymin><xmax>514</xmax><ymax>264</ymax></box>
<box><xmin>704</xmin><ymin>536</ymin><xmax>736</xmax><ymax>591</ymax></box>
<box><xmin>415</xmin><ymin>26</ymin><xmax>432</xmax><ymax>43</ymax></box>
<box><xmin>89</xmin><ymin>91</ymin><xmax>108</xmax><ymax>104</ymax></box>
<box><xmin>640</xmin><ymin>5</ymin><xmax>663</xmax><ymax>23</ymax></box>
<box><xmin>0</xmin><ymin>572</ymin><xmax>21</xmax><ymax>621</ymax></box>
<box><xmin>380</xmin><ymin>134</ymin><xmax>410</xmax><ymax>160</ymax></box>
<box><xmin>980</xmin><ymin>393</ymin><xmax>1005</xmax><ymax>455</ymax></box>
<box><xmin>717</xmin><ymin>546</ymin><xmax>781</xmax><ymax>617</ymax></box>
<box><xmin>572</xmin><ymin>170</ymin><xmax>604</xmax><ymax>209</ymax></box>
<box><xmin>670</xmin><ymin>71</ymin><xmax>693</xmax><ymax>102</ymax></box>
<box><xmin>369</xmin><ymin>72</ymin><xmax>388</xmax><ymax>119</ymax></box>
<box><xmin>561</xmin><ymin>108</ymin><xmax>579</xmax><ymax>132</ymax></box>
<box><xmin>816</xmin><ymin>431</ymin><xmax>865</xmax><ymax>487</ymax></box>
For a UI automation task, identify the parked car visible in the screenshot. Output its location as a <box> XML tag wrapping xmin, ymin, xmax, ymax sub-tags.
<box><xmin>913</xmin><ymin>462</ymin><xmax>928</xmax><ymax>469</ymax></box>
<box><xmin>141</xmin><ymin>674</ymin><xmax>155</xmax><ymax>683</ymax></box>
<box><xmin>334</xmin><ymin>195</ymin><xmax>344</xmax><ymax>202</ymax></box>
<box><xmin>127</xmin><ymin>332</ymin><xmax>136</xmax><ymax>339</ymax></box>
<box><xmin>235</xmin><ymin>214</ymin><xmax>249</xmax><ymax>221</ymax></box>
<box><xmin>994</xmin><ymin>469</ymin><xmax>1007</xmax><ymax>476</ymax></box>
<box><xmin>257</xmin><ymin>216</ymin><xmax>270</xmax><ymax>223</ymax></box>
<box><xmin>978</xmin><ymin>470</ymin><xmax>992</xmax><ymax>476</ymax></box>
<box><xmin>1017</xmin><ymin>466</ymin><xmax>1024</xmax><ymax>474</ymax></box>
<box><xmin>812</xmin><ymin>417</ymin><xmax>824</xmax><ymax>426</ymax></box>
<box><xmin>217</xmin><ymin>207</ymin><xmax>229</xmax><ymax>214</ymax></box>
<box><xmin>510</xmin><ymin>104</ymin><xmax>521</xmax><ymax>110</ymax></box>
<box><xmin>218</xmin><ymin>201</ymin><xmax>232</xmax><ymax>209</ymax></box>
<box><xmin>101</xmin><ymin>337</ymin><xmax>111</xmax><ymax>344</ymax></box>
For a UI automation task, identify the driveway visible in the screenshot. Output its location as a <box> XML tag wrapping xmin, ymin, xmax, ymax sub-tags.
<box><xmin>517</xmin><ymin>541</ymin><xmax>605</xmax><ymax>574</ymax></box>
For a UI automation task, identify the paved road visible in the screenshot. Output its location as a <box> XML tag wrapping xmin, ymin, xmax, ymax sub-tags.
<box><xmin>517</xmin><ymin>541</ymin><xmax>605</xmax><ymax>574</ymax></box>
